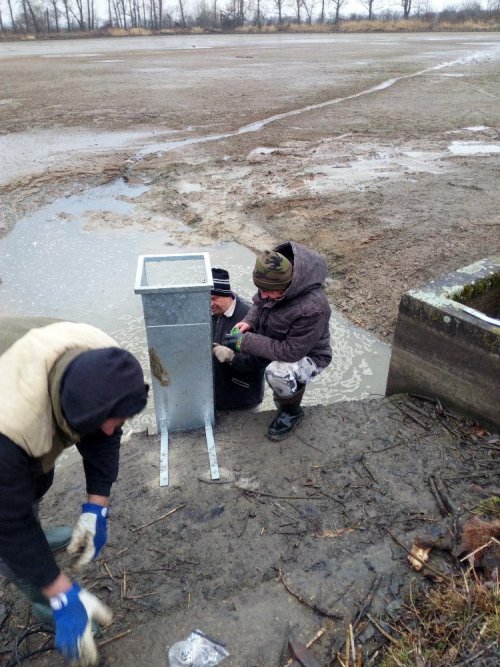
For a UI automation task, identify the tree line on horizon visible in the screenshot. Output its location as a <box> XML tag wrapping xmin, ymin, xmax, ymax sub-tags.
<box><xmin>0</xmin><ymin>0</ymin><xmax>499</xmax><ymax>35</ymax></box>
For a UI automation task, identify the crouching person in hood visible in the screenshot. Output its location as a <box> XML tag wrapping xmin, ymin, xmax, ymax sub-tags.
<box><xmin>0</xmin><ymin>318</ymin><xmax>149</xmax><ymax>666</ymax></box>
<box><xmin>225</xmin><ymin>242</ymin><xmax>332</xmax><ymax>441</ymax></box>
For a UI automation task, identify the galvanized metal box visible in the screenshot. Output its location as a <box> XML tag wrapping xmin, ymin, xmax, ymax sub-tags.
<box><xmin>135</xmin><ymin>253</ymin><xmax>214</xmax><ymax>433</ymax></box>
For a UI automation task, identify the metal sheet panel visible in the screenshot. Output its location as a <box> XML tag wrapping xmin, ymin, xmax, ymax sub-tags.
<box><xmin>135</xmin><ymin>253</ymin><xmax>215</xmax><ymax>434</ymax></box>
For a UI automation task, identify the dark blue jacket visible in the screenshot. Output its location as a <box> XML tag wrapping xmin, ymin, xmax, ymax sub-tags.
<box><xmin>212</xmin><ymin>296</ymin><xmax>265</xmax><ymax>411</ymax></box>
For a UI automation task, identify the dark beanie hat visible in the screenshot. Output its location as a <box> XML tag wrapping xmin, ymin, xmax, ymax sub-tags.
<box><xmin>211</xmin><ymin>268</ymin><xmax>233</xmax><ymax>297</ymax></box>
<box><xmin>60</xmin><ymin>347</ymin><xmax>149</xmax><ymax>435</ymax></box>
<box><xmin>253</xmin><ymin>250</ymin><xmax>293</xmax><ymax>291</ymax></box>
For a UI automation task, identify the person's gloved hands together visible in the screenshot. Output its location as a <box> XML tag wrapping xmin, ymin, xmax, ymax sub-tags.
<box><xmin>50</xmin><ymin>582</ymin><xmax>112</xmax><ymax>666</ymax></box>
<box><xmin>212</xmin><ymin>343</ymin><xmax>235</xmax><ymax>363</ymax></box>
<box><xmin>224</xmin><ymin>327</ymin><xmax>244</xmax><ymax>352</ymax></box>
<box><xmin>67</xmin><ymin>503</ymin><xmax>108</xmax><ymax>570</ymax></box>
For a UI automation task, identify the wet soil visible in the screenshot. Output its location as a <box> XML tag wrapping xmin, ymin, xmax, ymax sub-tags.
<box><xmin>0</xmin><ymin>33</ymin><xmax>499</xmax><ymax>666</ymax></box>
<box><xmin>1</xmin><ymin>33</ymin><xmax>499</xmax><ymax>340</ymax></box>
<box><xmin>1</xmin><ymin>398</ymin><xmax>498</xmax><ymax>665</ymax></box>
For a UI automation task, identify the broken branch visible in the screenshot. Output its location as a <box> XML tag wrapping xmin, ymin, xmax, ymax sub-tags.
<box><xmin>98</xmin><ymin>628</ymin><xmax>135</xmax><ymax>647</ymax></box>
<box><xmin>385</xmin><ymin>529</ymin><xmax>454</xmax><ymax>583</ymax></box>
<box><xmin>277</xmin><ymin>568</ymin><xmax>342</xmax><ymax>620</ymax></box>
<box><xmin>366</xmin><ymin>613</ymin><xmax>398</xmax><ymax>644</ymax></box>
<box><xmin>130</xmin><ymin>505</ymin><xmax>185</xmax><ymax>532</ymax></box>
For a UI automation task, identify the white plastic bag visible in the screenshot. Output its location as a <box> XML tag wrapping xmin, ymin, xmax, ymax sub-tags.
<box><xmin>168</xmin><ymin>629</ymin><xmax>229</xmax><ymax>667</ymax></box>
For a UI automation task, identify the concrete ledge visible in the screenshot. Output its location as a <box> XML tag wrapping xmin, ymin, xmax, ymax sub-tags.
<box><xmin>386</xmin><ymin>258</ymin><xmax>500</xmax><ymax>430</ymax></box>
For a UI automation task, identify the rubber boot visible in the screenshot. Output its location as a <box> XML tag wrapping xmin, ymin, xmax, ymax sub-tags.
<box><xmin>44</xmin><ymin>526</ymin><xmax>73</xmax><ymax>552</ymax></box>
<box><xmin>267</xmin><ymin>386</ymin><xmax>305</xmax><ymax>441</ymax></box>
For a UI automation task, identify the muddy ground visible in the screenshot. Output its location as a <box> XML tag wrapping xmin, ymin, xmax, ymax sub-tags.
<box><xmin>0</xmin><ymin>33</ymin><xmax>499</xmax><ymax>666</ymax></box>
<box><xmin>1</xmin><ymin>398</ymin><xmax>499</xmax><ymax>666</ymax></box>
<box><xmin>1</xmin><ymin>33</ymin><xmax>499</xmax><ymax>339</ymax></box>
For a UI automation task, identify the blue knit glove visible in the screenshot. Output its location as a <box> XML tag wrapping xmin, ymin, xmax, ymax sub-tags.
<box><xmin>50</xmin><ymin>582</ymin><xmax>112</xmax><ymax>665</ymax></box>
<box><xmin>67</xmin><ymin>503</ymin><xmax>108</xmax><ymax>569</ymax></box>
<box><xmin>224</xmin><ymin>327</ymin><xmax>244</xmax><ymax>352</ymax></box>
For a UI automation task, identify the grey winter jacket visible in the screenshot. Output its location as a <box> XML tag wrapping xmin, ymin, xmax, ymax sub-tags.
<box><xmin>240</xmin><ymin>241</ymin><xmax>332</xmax><ymax>368</ymax></box>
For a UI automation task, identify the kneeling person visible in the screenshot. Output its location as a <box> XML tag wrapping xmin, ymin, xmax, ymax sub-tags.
<box><xmin>211</xmin><ymin>268</ymin><xmax>265</xmax><ymax>411</ymax></box>
<box><xmin>225</xmin><ymin>242</ymin><xmax>332</xmax><ymax>440</ymax></box>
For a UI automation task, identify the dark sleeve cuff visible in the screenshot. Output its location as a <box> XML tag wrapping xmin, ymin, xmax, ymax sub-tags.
<box><xmin>76</xmin><ymin>429</ymin><xmax>121</xmax><ymax>497</ymax></box>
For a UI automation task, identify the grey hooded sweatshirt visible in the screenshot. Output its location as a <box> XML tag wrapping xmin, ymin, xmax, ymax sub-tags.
<box><xmin>240</xmin><ymin>241</ymin><xmax>332</xmax><ymax>368</ymax></box>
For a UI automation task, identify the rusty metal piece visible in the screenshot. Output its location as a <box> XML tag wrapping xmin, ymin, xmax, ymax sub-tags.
<box><xmin>288</xmin><ymin>638</ymin><xmax>321</xmax><ymax>667</ymax></box>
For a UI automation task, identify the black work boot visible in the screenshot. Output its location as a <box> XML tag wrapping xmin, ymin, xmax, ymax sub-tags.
<box><xmin>267</xmin><ymin>386</ymin><xmax>305</xmax><ymax>441</ymax></box>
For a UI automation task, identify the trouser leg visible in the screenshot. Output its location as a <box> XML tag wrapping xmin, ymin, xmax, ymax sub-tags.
<box><xmin>265</xmin><ymin>357</ymin><xmax>322</xmax><ymax>399</ymax></box>
<box><xmin>0</xmin><ymin>470</ymin><xmax>72</xmax><ymax>624</ymax></box>
<box><xmin>264</xmin><ymin>357</ymin><xmax>322</xmax><ymax>441</ymax></box>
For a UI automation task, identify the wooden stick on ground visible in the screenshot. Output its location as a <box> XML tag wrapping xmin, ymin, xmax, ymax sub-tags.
<box><xmin>98</xmin><ymin>628</ymin><xmax>135</xmax><ymax>647</ymax></box>
<box><xmin>428</xmin><ymin>476</ymin><xmax>449</xmax><ymax>516</ymax></box>
<box><xmin>431</xmin><ymin>474</ymin><xmax>458</xmax><ymax>515</ymax></box>
<box><xmin>277</xmin><ymin>568</ymin><xmax>342</xmax><ymax>619</ymax></box>
<box><xmin>130</xmin><ymin>504</ymin><xmax>185</xmax><ymax>532</ymax></box>
<box><xmin>366</xmin><ymin>613</ymin><xmax>398</xmax><ymax>645</ymax></box>
<box><xmin>351</xmin><ymin>574</ymin><xmax>382</xmax><ymax>630</ymax></box>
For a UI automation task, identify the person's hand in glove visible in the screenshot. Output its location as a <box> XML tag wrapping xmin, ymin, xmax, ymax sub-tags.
<box><xmin>212</xmin><ymin>343</ymin><xmax>235</xmax><ymax>364</ymax></box>
<box><xmin>224</xmin><ymin>327</ymin><xmax>244</xmax><ymax>352</ymax></box>
<box><xmin>50</xmin><ymin>582</ymin><xmax>112</xmax><ymax>666</ymax></box>
<box><xmin>67</xmin><ymin>503</ymin><xmax>108</xmax><ymax>570</ymax></box>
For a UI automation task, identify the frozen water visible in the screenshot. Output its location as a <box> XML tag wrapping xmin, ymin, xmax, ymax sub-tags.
<box><xmin>448</xmin><ymin>141</ymin><xmax>500</xmax><ymax>156</ymax></box>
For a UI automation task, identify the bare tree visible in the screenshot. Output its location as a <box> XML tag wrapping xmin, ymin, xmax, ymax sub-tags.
<box><xmin>295</xmin><ymin>0</ymin><xmax>301</xmax><ymax>22</ymax></box>
<box><xmin>331</xmin><ymin>0</ymin><xmax>347</xmax><ymax>24</ymax></box>
<box><xmin>61</xmin><ymin>0</ymin><xmax>72</xmax><ymax>29</ymax></box>
<box><xmin>118</xmin><ymin>0</ymin><xmax>127</xmax><ymax>27</ymax></box>
<box><xmin>24</xmin><ymin>0</ymin><xmax>40</xmax><ymax>31</ymax></box>
<box><xmin>72</xmin><ymin>0</ymin><xmax>85</xmax><ymax>28</ymax></box>
<box><xmin>400</xmin><ymin>0</ymin><xmax>412</xmax><ymax>19</ymax></box>
<box><xmin>414</xmin><ymin>0</ymin><xmax>433</xmax><ymax>15</ymax></box>
<box><xmin>360</xmin><ymin>0</ymin><xmax>377</xmax><ymax>19</ymax></box>
<box><xmin>178</xmin><ymin>0</ymin><xmax>186</xmax><ymax>26</ymax></box>
<box><xmin>301</xmin><ymin>0</ymin><xmax>315</xmax><ymax>23</ymax></box>
<box><xmin>50</xmin><ymin>0</ymin><xmax>60</xmax><ymax>30</ymax></box>
<box><xmin>86</xmin><ymin>0</ymin><xmax>96</xmax><ymax>29</ymax></box>
<box><xmin>273</xmin><ymin>0</ymin><xmax>285</xmax><ymax>23</ymax></box>
<box><xmin>255</xmin><ymin>0</ymin><xmax>261</xmax><ymax>28</ymax></box>
<box><xmin>21</xmin><ymin>0</ymin><xmax>29</xmax><ymax>31</ymax></box>
<box><xmin>6</xmin><ymin>0</ymin><xmax>17</xmax><ymax>30</ymax></box>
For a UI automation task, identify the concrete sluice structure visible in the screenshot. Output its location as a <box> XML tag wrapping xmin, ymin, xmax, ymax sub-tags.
<box><xmin>387</xmin><ymin>258</ymin><xmax>500</xmax><ymax>431</ymax></box>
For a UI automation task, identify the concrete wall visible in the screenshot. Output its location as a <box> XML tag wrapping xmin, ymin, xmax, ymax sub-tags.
<box><xmin>386</xmin><ymin>258</ymin><xmax>500</xmax><ymax>431</ymax></box>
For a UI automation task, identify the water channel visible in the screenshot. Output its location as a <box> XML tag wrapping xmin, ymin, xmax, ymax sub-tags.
<box><xmin>0</xmin><ymin>178</ymin><xmax>390</xmax><ymax>439</ymax></box>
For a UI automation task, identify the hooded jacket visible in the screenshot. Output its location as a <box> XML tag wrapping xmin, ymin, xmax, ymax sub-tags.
<box><xmin>240</xmin><ymin>242</ymin><xmax>332</xmax><ymax>368</ymax></box>
<box><xmin>0</xmin><ymin>318</ymin><xmax>118</xmax><ymax>471</ymax></box>
<box><xmin>0</xmin><ymin>318</ymin><xmax>144</xmax><ymax>588</ymax></box>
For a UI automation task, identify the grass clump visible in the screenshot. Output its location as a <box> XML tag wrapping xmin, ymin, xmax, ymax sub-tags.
<box><xmin>376</xmin><ymin>573</ymin><xmax>499</xmax><ymax>666</ymax></box>
<box><xmin>472</xmin><ymin>496</ymin><xmax>500</xmax><ymax>519</ymax></box>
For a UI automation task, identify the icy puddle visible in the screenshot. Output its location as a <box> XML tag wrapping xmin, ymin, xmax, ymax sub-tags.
<box><xmin>0</xmin><ymin>179</ymin><xmax>390</xmax><ymax>443</ymax></box>
<box><xmin>448</xmin><ymin>141</ymin><xmax>500</xmax><ymax>155</ymax></box>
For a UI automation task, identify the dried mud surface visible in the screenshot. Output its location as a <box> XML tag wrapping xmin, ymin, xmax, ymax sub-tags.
<box><xmin>0</xmin><ymin>33</ymin><xmax>499</xmax><ymax>666</ymax></box>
